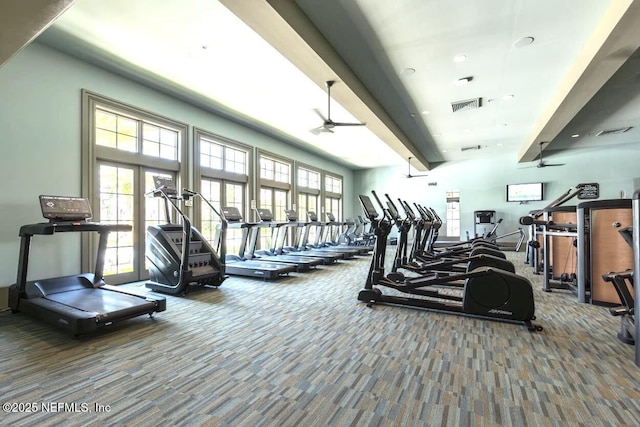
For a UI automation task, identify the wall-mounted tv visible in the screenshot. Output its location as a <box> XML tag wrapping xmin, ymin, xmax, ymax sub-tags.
<box><xmin>506</xmin><ymin>182</ymin><xmax>543</xmax><ymax>202</ymax></box>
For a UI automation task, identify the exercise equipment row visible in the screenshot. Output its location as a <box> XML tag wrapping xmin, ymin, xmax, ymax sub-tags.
<box><xmin>358</xmin><ymin>191</ymin><xmax>542</xmax><ymax>332</ymax></box>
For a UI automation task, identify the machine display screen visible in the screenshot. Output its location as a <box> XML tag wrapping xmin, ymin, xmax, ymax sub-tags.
<box><xmin>359</xmin><ymin>195</ymin><xmax>379</xmax><ymax>218</ymax></box>
<box><xmin>39</xmin><ymin>195</ymin><xmax>92</xmax><ymax>221</ymax></box>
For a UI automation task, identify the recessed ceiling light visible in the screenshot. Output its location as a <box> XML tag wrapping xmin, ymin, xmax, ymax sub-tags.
<box><xmin>455</xmin><ymin>76</ymin><xmax>473</xmax><ymax>86</ymax></box>
<box><xmin>421</xmin><ymin>110</ymin><xmax>430</xmax><ymax>115</ymax></box>
<box><xmin>453</xmin><ymin>54</ymin><xmax>467</xmax><ymax>62</ymax></box>
<box><xmin>503</xmin><ymin>94</ymin><xmax>514</xmax><ymax>100</ymax></box>
<box><xmin>514</xmin><ymin>36</ymin><xmax>535</xmax><ymax>48</ymax></box>
<box><xmin>497</xmin><ymin>143</ymin><xmax>503</xmax><ymax>147</ymax></box>
<box><xmin>401</xmin><ymin>67</ymin><xmax>416</xmax><ymax>76</ymax></box>
<box><xmin>442</xmin><ymin>149</ymin><xmax>448</xmax><ymax>153</ymax></box>
<box><xmin>571</xmin><ymin>134</ymin><xmax>580</xmax><ymax>138</ymax></box>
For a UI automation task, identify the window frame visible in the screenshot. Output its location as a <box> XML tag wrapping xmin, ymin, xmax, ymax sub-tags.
<box><xmin>322</xmin><ymin>172</ymin><xmax>343</xmax><ymax>222</ymax></box>
<box><xmin>193</xmin><ymin>127</ymin><xmax>252</xmax><ymax>226</ymax></box>
<box><xmin>81</xmin><ymin>90</ymin><xmax>188</xmax><ymax>277</ymax></box>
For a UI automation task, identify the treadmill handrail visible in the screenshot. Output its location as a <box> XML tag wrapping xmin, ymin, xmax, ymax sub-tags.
<box><xmin>19</xmin><ymin>222</ymin><xmax>131</xmax><ymax>236</ymax></box>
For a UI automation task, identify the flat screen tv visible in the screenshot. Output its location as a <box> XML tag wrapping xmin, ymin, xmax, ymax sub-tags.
<box><xmin>506</xmin><ymin>182</ymin><xmax>543</xmax><ymax>202</ymax></box>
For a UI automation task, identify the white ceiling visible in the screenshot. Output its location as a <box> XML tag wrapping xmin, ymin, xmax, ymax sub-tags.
<box><xmin>27</xmin><ymin>0</ymin><xmax>640</xmax><ymax>170</ymax></box>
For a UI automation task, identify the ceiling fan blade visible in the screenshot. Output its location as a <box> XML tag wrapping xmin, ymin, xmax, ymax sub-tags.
<box><xmin>312</xmin><ymin>108</ymin><xmax>328</xmax><ymax>122</ymax></box>
<box><xmin>313</xmin><ymin>81</ymin><xmax>365</xmax><ymax>132</ymax></box>
<box><xmin>331</xmin><ymin>122</ymin><xmax>366</xmax><ymax>127</ymax></box>
<box><xmin>310</xmin><ymin>126</ymin><xmax>333</xmax><ymax>135</ymax></box>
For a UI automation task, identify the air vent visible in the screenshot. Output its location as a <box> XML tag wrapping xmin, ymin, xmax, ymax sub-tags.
<box><xmin>595</xmin><ymin>126</ymin><xmax>632</xmax><ymax>136</ymax></box>
<box><xmin>460</xmin><ymin>145</ymin><xmax>481</xmax><ymax>152</ymax></box>
<box><xmin>451</xmin><ymin>97</ymin><xmax>482</xmax><ymax>113</ymax></box>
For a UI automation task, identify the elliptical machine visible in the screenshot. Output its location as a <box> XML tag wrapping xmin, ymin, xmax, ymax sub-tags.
<box><xmin>145</xmin><ymin>176</ymin><xmax>226</xmax><ymax>296</ymax></box>
<box><xmin>358</xmin><ymin>191</ymin><xmax>542</xmax><ymax>332</ymax></box>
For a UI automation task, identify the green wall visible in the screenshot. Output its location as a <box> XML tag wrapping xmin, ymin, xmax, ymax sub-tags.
<box><xmin>0</xmin><ymin>42</ymin><xmax>354</xmax><ymax>287</ymax></box>
<box><xmin>2</xmin><ymin>40</ymin><xmax>639</xmax><ymax>290</ymax></box>
<box><xmin>354</xmin><ymin>144</ymin><xmax>640</xmax><ymax>241</ymax></box>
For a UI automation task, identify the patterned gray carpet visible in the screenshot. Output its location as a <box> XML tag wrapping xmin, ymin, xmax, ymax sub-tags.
<box><xmin>1</xmin><ymin>249</ymin><xmax>639</xmax><ymax>426</ymax></box>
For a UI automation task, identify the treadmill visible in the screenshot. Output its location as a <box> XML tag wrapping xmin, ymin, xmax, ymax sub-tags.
<box><xmin>278</xmin><ymin>209</ymin><xmax>343</xmax><ymax>264</ymax></box>
<box><xmin>302</xmin><ymin>212</ymin><xmax>360</xmax><ymax>259</ymax></box>
<box><xmin>9</xmin><ymin>195</ymin><xmax>166</xmax><ymax>335</ymax></box>
<box><xmin>325</xmin><ymin>212</ymin><xmax>372</xmax><ymax>255</ymax></box>
<box><xmin>247</xmin><ymin>208</ymin><xmax>323</xmax><ymax>272</ymax></box>
<box><xmin>221</xmin><ymin>206</ymin><xmax>296</xmax><ymax>279</ymax></box>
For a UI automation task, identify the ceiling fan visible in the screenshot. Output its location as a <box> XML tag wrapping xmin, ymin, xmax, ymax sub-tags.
<box><xmin>405</xmin><ymin>157</ymin><xmax>429</xmax><ymax>178</ymax></box>
<box><xmin>310</xmin><ymin>80</ymin><xmax>366</xmax><ymax>135</ymax></box>
<box><xmin>523</xmin><ymin>142</ymin><xmax>565</xmax><ymax>168</ymax></box>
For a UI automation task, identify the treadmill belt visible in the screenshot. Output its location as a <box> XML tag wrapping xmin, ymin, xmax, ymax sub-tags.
<box><xmin>47</xmin><ymin>288</ymin><xmax>155</xmax><ymax>318</ymax></box>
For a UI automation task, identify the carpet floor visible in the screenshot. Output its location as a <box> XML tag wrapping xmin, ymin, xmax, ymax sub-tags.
<box><xmin>1</xmin><ymin>248</ymin><xmax>639</xmax><ymax>426</ymax></box>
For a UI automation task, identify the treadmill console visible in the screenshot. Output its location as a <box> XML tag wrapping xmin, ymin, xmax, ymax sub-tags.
<box><xmin>256</xmin><ymin>208</ymin><xmax>273</xmax><ymax>222</ymax></box>
<box><xmin>307</xmin><ymin>211</ymin><xmax>319</xmax><ymax>222</ymax></box>
<box><xmin>284</xmin><ymin>209</ymin><xmax>298</xmax><ymax>221</ymax></box>
<box><xmin>222</xmin><ymin>206</ymin><xmax>243</xmax><ymax>222</ymax></box>
<box><xmin>39</xmin><ymin>195</ymin><xmax>92</xmax><ymax>222</ymax></box>
<box><xmin>326</xmin><ymin>212</ymin><xmax>336</xmax><ymax>222</ymax></box>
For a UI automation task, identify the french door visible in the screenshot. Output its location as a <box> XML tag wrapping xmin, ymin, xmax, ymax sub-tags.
<box><xmin>200</xmin><ymin>177</ymin><xmax>245</xmax><ymax>256</ymax></box>
<box><xmin>96</xmin><ymin>162</ymin><xmax>175</xmax><ymax>284</ymax></box>
<box><xmin>258</xmin><ymin>187</ymin><xmax>289</xmax><ymax>250</ymax></box>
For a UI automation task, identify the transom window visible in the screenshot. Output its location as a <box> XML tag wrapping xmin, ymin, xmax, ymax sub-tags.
<box><xmin>260</xmin><ymin>156</ymin><xmax>290</xmax><ymax>183</ymax></box>
<box><xmin>200</xmin><ymin>137</ymin><xmax>247</xmax><ymax>174</ymax></box>
<box><xmin>95</xmin><ymin>108</ymin><xmax>179</xmax><ymax>160</ymax></box>
<box><xmin>298</xmin><ymin>167</ymin><xmax>320</xmax><ymax>190</ymax></box>
<box><xmin>325</xmin><ymin>175</ymin><xmax>342</xmax><ymax>194</ymax></box>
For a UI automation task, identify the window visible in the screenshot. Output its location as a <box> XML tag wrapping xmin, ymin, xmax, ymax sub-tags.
<box><xmin>260</xmin><ymin>156</ymin><xmax>290</xmax><ymax>183</ymax></box>
<box><xmin>298</xmin><ymin>167</ymin><xmax>320</xmax><ymax>190</ymax></box>
<box><xmin>200</xmin><ymin>137</ymin><xmax>247</xmax><ymax>174</ymax></box>
<box><xmin>446</xmin><ymin>190</ymin><xmax>460</xmax><ymax>237</ymax></box>
<box><xmin>195</xmin><ymin>129</ymin><xmax>251</xmax><ymax>257</ymax></box>
<box><xmin>99</xmin><ymin>164</ymin><xmax>134</xmax><ymax>276</ymax></box>
<box><xmin>257</xmin><ymin>151</ymin><xmax>292</xmax><ymax>249</ymax></box>
<box><xmin>143</xmin><ymin>123</ymin><xmax>179</xmax><ymax>160</ymax></box>
<box><xmin>324</xmin><ymin>174</ymin><xmax>343</xmax><ymax>221</ymax></box>
<box><xmin>95</xmin><ymin>108</ymin><xmax>179</xmax><ymax>160</ymax></box>
<box><xmin>200</xmin><ymin>179</ymin><xmax>222</xmax><ymax>245</ymax></box>
<box><xmin>325</xmin><ymin>175</ymin><xmax>342</xmax><ymax>194</ymax></box>
<box><xmin>83</xmin><ymin>91</ymin><xmax>187</xmax><ymax>284</ymax></box>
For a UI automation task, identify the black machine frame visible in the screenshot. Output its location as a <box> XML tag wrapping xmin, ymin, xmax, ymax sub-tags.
<box><xmin>9</xmin><ymin>195</ymin><xmax>166</xmax><ymax>335</ymax></box>
<box><xmin>145</xmin><ymin>177</ymin><xmax>227</xmax><ymax>295</ymax></box>
<box><xmin>358</xmin><ymin>191</ymin><xmax>542</xmax><ymax>332</ymax></box>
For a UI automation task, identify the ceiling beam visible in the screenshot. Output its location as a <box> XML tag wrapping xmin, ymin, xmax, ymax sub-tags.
<box><xmin>518</xmin><ymin>0</ymin><xmax>640</xmax><ymax>162</ymax></box>
<box><xmin>0</xmin><ymin>0</ymin><xmax>76</xmax><ymax>69</ymax></box>
<box><xmin>219</xmin><ymin>0</ymin><xmax>430</xmax><ymax>171</ymax></box>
